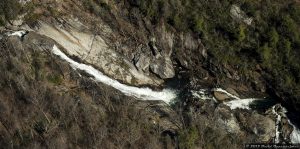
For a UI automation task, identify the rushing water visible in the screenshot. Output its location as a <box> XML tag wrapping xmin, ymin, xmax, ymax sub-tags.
<box><xmin>224</xmin><ymin>98</ymin><xmax>261</xmax><ymax>110</ymax></box>
<box><xmin>52</xmin><ymin>45</ymin><xmax>177</xmax><ymax>103</ymax></box>
<box><xmin>290</xmin><ymin>124</ymin><xmax>300</xmax><ymax>143</ymax></box>
<box><xmin>191</xmin><ymin>88</ymin><xmax>264</xmax><ymax>110</ymax></box>
<box><xmin>272</xmin><ymin>105</ymin><xmax>284</xmax><ymax>143</ymax></box>
<box><xmin>191</xmin><ymin>87</ymin><xmax>300</xmax><ymax>143</ymax></box>
<box><xmin>8</xmin><ymin>30</ymin><xmax>27</xmax><ymax>37</ymax></box>
<box><xmin>7</xmin><ymin>30</ymin><xmax>300</xmax><ymax>144</ymax></box>
<box><xmin>271</xmin><ymin>105</ymin><xmax>300</xmax><ymax>143</ymax></box>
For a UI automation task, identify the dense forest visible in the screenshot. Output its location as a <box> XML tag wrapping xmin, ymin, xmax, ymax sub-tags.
<box><xmin>1</xmin><ymin>0</ymin><xmax>300</xmax><ymax>148</ymax></box>
<box><xmin>2</xmin><ymin>0</ymin><xmax>300</xmax><ymax>92</ymax></box>
<box><xmin>79</xmin><ymin>0</ymin><xmax>300</xmax><ymax>103</ymax></box>
<box><xmin>128</xmin><ymin>0</ymin><xmax>300</xmax><ymax>98</ymax></box>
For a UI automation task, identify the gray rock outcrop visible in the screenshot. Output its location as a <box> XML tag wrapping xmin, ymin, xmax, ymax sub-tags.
<box><xmin>230</xmin><ymin>5</ymin><xmax>253</xmax><ymax>25</ymax></box>
<box><xmin>150</xmin><ymin>56</ymin><xmax>175</xmax><ymax>79</ymax></box>
<box><xmin>32</xmin><ymin>19</ymin><xmax>164</xmax><ymax>86</ymax></box>
<box><xmin>214</xmin><ymin>91</ymin><xmax>231</xmax><ymax>101</ymax></box>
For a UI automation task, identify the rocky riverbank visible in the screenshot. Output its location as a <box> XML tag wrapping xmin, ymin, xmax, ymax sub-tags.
<box><xmin>2</xmin><ymin>28</ymin><xmax>299</xmax><ymax>148</ymax></box>
<box><xmin>1</xmin><ymin>0</ymin><xmax>300</xmax><ymax>148</ymax></box>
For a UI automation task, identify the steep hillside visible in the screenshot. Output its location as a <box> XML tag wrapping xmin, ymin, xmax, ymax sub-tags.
<box><xmin>0</xmin><ymin>32</ymin><xmax>181</xmax><ymax>148</ymax></box>
<box><xmin>1</xmin><ymin>0</ymin><xmax>300</xmax><ymax>148</ymax></box>
<box><xmin>16</xmin><ymin>0</ymin><xmax>300</xmax><ymax>114</ymax></box>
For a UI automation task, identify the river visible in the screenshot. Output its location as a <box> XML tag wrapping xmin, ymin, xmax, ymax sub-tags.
<box><xmin>8</xmin><ymin>30</ymin><xmax>300</xmax><ymax>144</ymax></box>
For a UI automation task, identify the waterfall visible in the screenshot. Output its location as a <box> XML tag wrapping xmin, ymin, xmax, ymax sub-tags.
<box><xmin>52</xmin><ymin>45</ymin><xmax>177</xmax><ymax>103</ymax></box>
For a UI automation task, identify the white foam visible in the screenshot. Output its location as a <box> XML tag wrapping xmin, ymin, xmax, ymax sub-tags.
<box><xmin>191</xmin><ymin>89</ymin><xmax>217</xmax><ymax>102</ymax></box>
<box><xmin>272</xmin><ymin>105</ymin><xmax>283</xmax><ymax>143</ymax></box>
<box><xmin>8</xmin><ymin>31</ymin><xmax>27</xmax><ymax>37</ymax></box>
<box><xmin>52</xmin><ymin>45</ymin><xmax>177</xmax><ymax>103</ymax></box>
<box><xmin>192</xmin><ymin>88</ymin><xmax>259</xmax><ymax>109</ymax></box>
<box><xmin>290</xmin><ymin>124</ymin><xmax>300</xmax><ymax>143</ymax></box>
<box><xmin>192</xmin><ymin>87</ymin><xmax>300</xmax><ymax>143</ymax></box>
<box><xmin>212</xmin><ymin>88</ymin><xmax>261</xmax><ymax>110</ymax></box>
<box><xmin>224</xmin><ymin>98</ymin><xmax>259</xmax><ymax>110</ymax></box>
<box><xmin>271</xmin><ymin>105</ymin><xmax>300</xmax><ymax>143</ymax></box>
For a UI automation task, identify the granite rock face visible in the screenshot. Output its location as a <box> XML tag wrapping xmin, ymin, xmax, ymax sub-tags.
<box><xmin>0</xmin><ymin>30</ymin><xmax>180</xmax><ymax>149</ymax></box>
<box><xmin>33</xmin><ymin>20</ymin><xmax>164</xmax><ymax>86</ymax></box>
<box><xmin>150</xmin><ymin>56</ymin><xmax>175</xmax><ymax>79</ymax></box>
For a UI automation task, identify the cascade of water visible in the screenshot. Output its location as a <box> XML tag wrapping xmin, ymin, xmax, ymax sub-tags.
<box><xmin>52</xmin><ymin>45</ymin><xmax>177</xmax><ymax>103</ymax></box>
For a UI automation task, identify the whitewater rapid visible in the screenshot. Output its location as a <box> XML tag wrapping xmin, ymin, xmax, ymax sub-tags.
<box><xmin>224</xmin><ymin>98</ymin><xmax>260</xmax><ymax>110</ymax></box>
<box><xmin>272</xmin><ymin>106</ymin><xmax>284</xmax><ymax>143</ymax></box>
<box><xmin>192</xmin><ymin>88</ymin><xmax>300</xmax><ymax>143</ymax></box>
<box><xmin>8</xmin><ymin>30</ymin><xmax>27</xmax><ymax>37</ymax></box>
<box><xmin>192</xmin><ymin>88</ymin><xmax>261</xmax><ymax>110</ymax></box>
<box><xmin>212</xmin><ymin>88</ymin><xmax>240</xmax><ymax>100</ymax></box>
<box><xmin>52</xmin><ymin>45</ymin><xmax>177</xmax><ymax>103</ymax></box>
<box><xmin>7</xmin><ymin>30</ymin><xmax>300</xmax><ymax>143</ymax></box>
<box><xmin>290</xmin><ymin>124</ymin><xmax>300</xmax><ymax>143</ymax></box>
<box><xmin>271</xmin><ymin>105</ymin><xmax>300</xmax><ymax>143</ymax></box>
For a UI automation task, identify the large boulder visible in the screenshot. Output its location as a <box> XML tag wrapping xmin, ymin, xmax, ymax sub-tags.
<box><xmin>214</xmin><ymin>91</ymin><xmax>230</xmax><ymax>101</ymax></box>
<box><xmin>34</xmin><ymin>20</ymin><xmax>164</xmax><ymax>86</ymax></box>
<box><xmin>214</xmin><ymin>106</ymin><xmax>242</xmax><ymax>134</ymax></box>
<box><xmin>230</xmin><ymin>5</ymin><xmax>253</xmax><ymax>25</ymax></box>
<box><xmin>134</xmin><ymin>53</ymin><xmax>151</xmax><ymax>73</ymax></box>
<box><xmin>247</xmin><ymin>113</ymin><xmax>275</xmax><ymax>142</ymax></box>
<box><xmin>150</xmin><ymin>56</ymin><xmax>175</xmax><ymax>79</ymax></box>
<box><xmin>214</xmin><ymin>88</ymin><xmax>239</xmax><ymax>101</ymax></box>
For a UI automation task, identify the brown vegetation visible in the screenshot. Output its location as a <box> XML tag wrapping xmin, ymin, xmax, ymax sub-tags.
<box><xmin>0</xmin><ymin>35</ymin><xmax>176</xmax><ymax>149</ymax></box>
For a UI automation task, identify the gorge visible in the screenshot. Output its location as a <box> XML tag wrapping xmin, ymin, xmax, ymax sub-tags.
<box><xmin>1</xmin><ymin>0</ymin><xmax>300</xmax><ymax>148</ymax></box>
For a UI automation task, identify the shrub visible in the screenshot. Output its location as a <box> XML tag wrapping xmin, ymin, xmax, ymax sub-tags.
<box><xmin>289</xmin><ymin>3</ymin><xmax>300</xmax><ymax>23</ymax></box>
<box><xmin>178</xmin><ymin>126</ymin><xmax>199</xmax><ymax>149</ymax></box>
<box><xmin>260</xmin><ymin>43</ymin><xmax>272</xmax><ymax>67</ymax></box>
<box><xmin>34</xmin><ymin>120</ymin><xmax>47</xmax><ymax>135</ymax></box>
<box><xmin>268</xmin><ymin>27</ymin><xmax>279</xmax><ymax>48</ymax></box>
<box><xmin>83</xmin><ymin>0</ymin><xmax>110</xmax><ymax>15</ymax></box>
<box><xmin>281</xmin><ymin>39</ymin><xmax>292</xmax><ymax>61</ymax></box>
<box><xmin>0</xmin><ymin>0</ymin><xmax>21</xmax><ymax>24</ymax></box>
<box><xmin>24</xmin><ymin>13</ymin><xmax>42</xmax><ymax>28</ymax></box>
<box><xmin>280</xmin><ymin>15</ymin><xmax>299</xmax><ymax>44</ymax></box>
<box><xmin>284</xmin><ymin>74</ymin><xmax>295</xmax><ymax>88</ymax></box>
<box><xmin>0</xmin><ymin>17</ymin><xmax>5</xmax><ymax>26</ymax></box>
<box><xmin>47</xmin><ymin>74</ymin><xmax>62</xmax><ymax>85</ymax></box>
<box><xmin>193</xmin><ymin>15</ymin><xmax>205</xmax><ymax>34</ymax></box>
<box><xmin>238</xmin><ymin>25</ymin><xmax>246</xmax><ymax>42</ymax></box>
